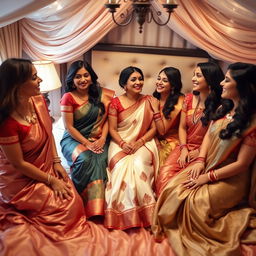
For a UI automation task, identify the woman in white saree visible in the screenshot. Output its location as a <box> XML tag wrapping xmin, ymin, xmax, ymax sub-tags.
<box><xmin>104</xmin><ymin>66</ymin><xmax>159</xmax><ymax>230</ymax></box>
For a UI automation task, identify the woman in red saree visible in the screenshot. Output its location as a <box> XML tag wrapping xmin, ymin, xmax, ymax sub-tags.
<box><xmin>104</xmin><ymin>66</ymin><xmax>159</xmax><ymax>230</ymax></box>
<box><xmin>152</xmin><ymin>62</ymin><xmax>256</xmax><ymax>256</ymax></box>
<box><xmin>0</xmin><ymin>59</ymin><xmax>176</xmax><ymax>256</ymax></box>
<box><xmin>150</xmin><ymin>67</ymin><xmax>184</xmax><ymax>167</ymax></box>
<box><xmin>155</xmin><ymin>62</ymin><xmax>224</xmax><ymax>196</ymax></box>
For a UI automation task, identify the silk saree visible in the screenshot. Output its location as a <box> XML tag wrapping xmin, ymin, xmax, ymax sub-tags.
<box><xmin>0</xmin><ymin>95</ymin><xmax>178</xmax><ymax>256</ymax></box>
<box><xmin>60</xmin><ymin>87</ymin><xmax>114</xmax><ymax>217</ymax></box>
<box><xmin>156</xmin><ymin>93</ymin><xmax>208</xmax><ymax>196</ymax></box>
<box><xmin>104</xmin><ymin>95</ymin><xmax>159</xmax><ymax>230</ymax></box>
<box><xmin>152</xmin><ymin>115</ymin><xmax>256</xmax><ymax>256</ymax></box>
<box><xmin>157</xmin><ymin>95</ymin><xmax>184</xmax><ymax>167</ymax></box>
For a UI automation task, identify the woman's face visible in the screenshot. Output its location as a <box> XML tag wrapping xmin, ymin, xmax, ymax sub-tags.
<box><xmin>192</xmin><ymin>66</ymin><xmax>209</xmax><ymax>93</ymax></box>
<box><xmin>73</xmin><ymin>67</ymin><xmax>92</xmax><ymax>92</ymax></box>
<box><xmin>125</xmin><ymin>71</ymin><xmax>143</xmax><ymax>95</ymax></box>
<box><xmin>220</xmin><ymin>70</ymin><xmax>239</xmax><ymax>101</ymax></box>
<box><xmin>19</xmin><ymin>65</ymin><xmax>42</xmax><ymax>98</ymax></box>
<box><xmin>156</xmin><ymin>71</ymin><xmax>171</xmax><ymax>95</ymax></box>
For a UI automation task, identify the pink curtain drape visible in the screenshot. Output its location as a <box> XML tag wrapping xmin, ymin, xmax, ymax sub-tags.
<box><xmin>0</xmin><ymin>0</ymin><xmax>255</xmax><ymax>64</ymax></box>
<box><xmin>154</xmin><ymin>0</ymin><xmax>256</xmax><ymax>63</ymax></box>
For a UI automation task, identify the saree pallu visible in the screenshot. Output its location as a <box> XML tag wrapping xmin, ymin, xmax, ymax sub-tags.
<box><xmin>61</xmin><ymin>88</ymin><xmax>114</xmax><ymax>217</ymax></box>
<box><xmin>104</xmin><ymin>96</ymin><xmax>159</xmax><ymax>230</ymax></box>
<box><xmin>157</xmin><ymin>95</ymin><xmax>184</xmax><ymax>167</ymax></box>
<box><xmin>152</xmin><ymin>116</ymin><xmax>256</xmax><ymax>256</ymax></box>
<box><xmin>156</xmin><ymin>94</ymin><xmax>208</xmax><ymax>196</ymax></box>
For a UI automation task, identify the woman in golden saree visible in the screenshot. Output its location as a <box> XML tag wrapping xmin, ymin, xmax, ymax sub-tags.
<box><xmin>150</xmin><ymin>67</ymin><xmax>184</xmax><ymax>167</ymax></box>
<box><xmin>104</xmin><ymin>66</ymin><xmax>159</xmax><ymax>230</ymax></box>
<box><xmin>152</xmin><ymin>62</ymin><xmax>256</xmax><ymax>256</ymax></box>
<box><xmin>60</xmin><ymin>60</ymin><xmax>114</xmax><ymax>218</ymax></box>
<box><xmin>155</xmin><ymin>62</ymin><xmax>224</xmax><ymax>196</ymax></box>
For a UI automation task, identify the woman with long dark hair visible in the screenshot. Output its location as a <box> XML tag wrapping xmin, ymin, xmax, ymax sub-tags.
<box><xmin>60</xmin><ymin>60</ymin><xmax>114</xmax><ymax>218</ymax></box>
<box><xmin>155</xmin><ymin>62</ymin><xmax>224</xmax><ymax>196</ymax></box>
<box><xmin>152</xmin><ymin>62</ymin><xmax>256</xmax><ymax>256</ymax></box>
<box><xmin>150</xmin><ymin>67</ymin><xmax>184</xmax><ymax>167</ymax></box>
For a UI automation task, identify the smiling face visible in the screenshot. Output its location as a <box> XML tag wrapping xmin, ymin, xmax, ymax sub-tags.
<box><xmin>220</xmin><ymin>70</ymin><xmax>239</xmax><ymax>101</ymax></box>
<box><xmin>192</xmin><ymin>66</ymin><xmax>209</xmax><ymax>93</ymax></box>
<box><xmin>73</xmin><ymin>67</ymin><xmax>92</xmax><ymax>92</ymax></box>
<box><xmin>19</xmin><ymin>65</ymin><xmax>42</xmax><ymax>98</ymax></box>
<box><xmin>125</xmin><ymin>71</ymin><xmax>144</xmax><ymax>95</ymax></box>
<box><xmin>156</xmin><ymin>71</ymin><xmax>171</xmax><ymax>95</ymax></box>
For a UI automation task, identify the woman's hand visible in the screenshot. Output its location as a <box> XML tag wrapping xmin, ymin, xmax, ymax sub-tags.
<box><xmin>177</xmin><ymin>147</ymin><xmax>189</xmax><ymax>168</ymax></box>
<box><xmin>53</xmin><ymin>163</ymin><xmax>69</xmax><ymax>182</ymax></box>
<box><xmin>122</xmin><ymin>142</ymin><xmax>133</xmax><ymax>154</ymax></box>
<box><xmin>50</xmin><ymin>176</ymin><xmax>73</xmax><ymax>200</ymax></box>
<box><xmin>182</xmin><ymin>173</ymin><xmax>209</xmax><ymax>190</ymax></box>
<box><xmin>186</xmin><ymin>162</ymin><xmax>205</xmax><ymax>180</ymax></box>
<box><xmin>91</xmin><ymin>137</ymin><xmax>106</xmax><ymax>154</ymax></box>
<box><xmin>84</xmin><ymin>140</ymin><xmax>103</xmax><ymax>154</ymax></box>
<box><xmin>188</xmin><ymin>149</ymin><xmax>200</xmax><ymax>162</ymax></box>
<box><xmin>129</xmin><ymin>139</ymin><xmax>144</xmax><ymax>154</ymax></box>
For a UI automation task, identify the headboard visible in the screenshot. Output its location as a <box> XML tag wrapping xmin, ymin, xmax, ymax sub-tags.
<box><xmin>90</xmin><ymin>44</ymin><xmax>210</xmax><ymax>96</ymax></box>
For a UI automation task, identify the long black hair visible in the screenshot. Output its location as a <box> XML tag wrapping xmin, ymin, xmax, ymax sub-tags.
<box><xmin>0</xmin><ymin>58</ymin><xmax>32</xmax><ymax>125</ymax></box>
<box><xmin>118</xmin><ymin>66</ymin><xmax>144</xmax><ymax>88</ymax></box>
<box><xmin>197</xmin><ymin>62</ymin><xmax>224</xmax><ymax>126</ymax></box>
<box><xmin>65</xmin><ymin>60</ymin><xmax>105</xmax><ymax>115</ymax></box>
<box><xmin>213</xmin><ymin>62</ymin><xmax>256</xmax><ymax>139</ymax></box>
<box><xmin>153</xmin><ymin>67</ymin><xmax>183</xmax><ymax>119</ymax></box>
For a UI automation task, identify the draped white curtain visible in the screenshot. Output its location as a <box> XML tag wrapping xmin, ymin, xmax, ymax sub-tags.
<box><xmin>0</xmin><ymin>0</ymin><xmax>255</xmax><ymax>64</ymax></box>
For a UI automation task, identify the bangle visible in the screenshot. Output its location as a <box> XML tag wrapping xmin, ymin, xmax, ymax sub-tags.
<box><xmin>194</xmin><ymin>157</ymin><xmax>205</xmax><ymax>164</ymax></box>
<box><xmin>119</xmin><ymin>140</ymin><xmax>125</xmax><ymax>148</ymax></box>
<box><xmin>180</xmin><ymin>144</ymin><xmax>188</xmax><ymax>150</ymax></box>
<box><xmin>153</xmin><ymin>112</ymin><xmax>162</xmax><ymax>122</ymax></box>
<box><xmin>47</xmin><ymin>174</ymin><xmax>52</xmax><ymax>185</ymax></box>
<box><xmin>53</xmin><ymin>156</ymin><xmax>61</xmax><ymax>164</ymax></box>
<box><xmin>208</xmin><ymin>170</ymin><xmax>218</xmax><ymax>182</ymax></box>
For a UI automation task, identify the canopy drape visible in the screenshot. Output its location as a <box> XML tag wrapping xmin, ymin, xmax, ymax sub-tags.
<box><xmin>0</xmin><ymin>0</ymin><xmax>255</xmax><ymax>63</ymax></box>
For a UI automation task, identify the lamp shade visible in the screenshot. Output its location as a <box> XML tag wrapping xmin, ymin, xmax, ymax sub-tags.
<box><xmin>33</xmin><ymin>60</ymin><xmax>62</xmax><ymax>93</ymax></box>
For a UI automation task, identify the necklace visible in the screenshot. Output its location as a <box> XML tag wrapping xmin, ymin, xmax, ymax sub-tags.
<box><xmin>16</xmin><ymin>101</ymin><xmax>37</xmax><ymax>124</ymax></box>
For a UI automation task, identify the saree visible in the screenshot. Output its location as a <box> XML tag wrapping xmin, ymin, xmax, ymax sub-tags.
<box><xmin>157</xmin><ymin>95</ymin><xmax>184</xmax><ymax>167</ymax></box>
<box><xmin>0</xmin><ymin>95</ymin><xmax>177</xmax><ymax>256</ymax></box>
<box><xmin>60</xmin><ymin>87</ymin><xmax>114</xmax><ymax>217</ymax></box>
<box><xmin>152</xmin><ymin>115</ymin><xmax>256</xmax><ymax>256</ymax></box>
<box><xmin>156</xmin><ymin>93</ymin><xmax>208</xmax><ymax>196</ymax></box>
<box><xmin>104</xmin><ymin>95</ymin><xmax>159</xmax><ymax>230</ymax></box>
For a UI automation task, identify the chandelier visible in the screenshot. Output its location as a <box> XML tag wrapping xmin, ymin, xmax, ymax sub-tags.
<box><xmin>105</xmin><ymin>0</ymin><xmax>178</xmax><ymax>33</ymax></box>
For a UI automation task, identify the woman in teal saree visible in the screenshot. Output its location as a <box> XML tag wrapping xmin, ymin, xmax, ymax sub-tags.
<box><xmin>60</xmin><ymin>61</ymin><xmax>114</xmax><ymax>218</ymax></box>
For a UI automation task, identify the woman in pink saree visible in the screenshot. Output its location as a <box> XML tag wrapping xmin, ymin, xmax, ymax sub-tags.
<box><xmin>155</xmin><ymin>62</ymin><xmax>224</xmax><ymax>196</ymax></box>
<box><xmin>104</xmin><ymin>66</ymin><xmax>159</xmax><ymax>230</ymax></box>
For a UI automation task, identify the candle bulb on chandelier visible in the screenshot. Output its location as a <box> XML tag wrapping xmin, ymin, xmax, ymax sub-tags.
<box><xmin>108</xmin><ymin>0</ymin><xmax>116</xmax><ymax>3</ymax></box>
<box><xmin>166</xmin><ymin>0</ymin><xmax>173</xmax><ymax>4</ymax></box>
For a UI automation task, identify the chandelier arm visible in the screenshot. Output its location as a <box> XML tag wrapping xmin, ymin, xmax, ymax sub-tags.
<box><xmin>151</xmin><ymin>11</ymin><xmax>171</xmax><ymax>26</ymax></box>
<box><xmin>111</xmin><ymin>10</ymin><xmax>134</xmax><ymax>26</ymax></box>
